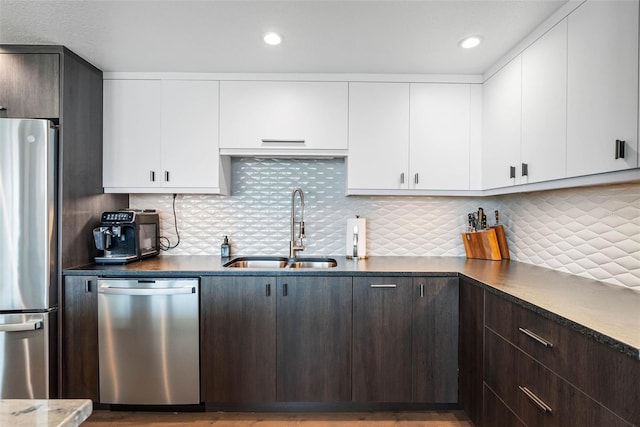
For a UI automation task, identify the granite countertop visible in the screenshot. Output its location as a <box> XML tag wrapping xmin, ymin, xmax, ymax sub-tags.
<box><xmin>67</xmin><ymin>255</ymin><xmax>640</xmax><ymax>360</ymax></box>
<box><xmin>0</xmin><ymin>399</ymin><xmax>92</xmax><ymax>427</ymax></box>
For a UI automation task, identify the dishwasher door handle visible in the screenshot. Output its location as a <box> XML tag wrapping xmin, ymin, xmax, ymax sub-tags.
<box><xmin>98</xmin><ymin>286</ymin><xmax>196</xmax><ymax>296</ymax></box>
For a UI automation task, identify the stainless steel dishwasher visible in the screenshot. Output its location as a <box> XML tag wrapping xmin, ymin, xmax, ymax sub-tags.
<box><xmin>98</xmin><ymin>278</ymin><xmax>200</xmax><ymax>405</ymax></box>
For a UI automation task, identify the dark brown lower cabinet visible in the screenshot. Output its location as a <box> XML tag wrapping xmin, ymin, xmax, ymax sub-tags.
<box><xmin>458</xmin><ymin>277</ymin><xmax>484</xmax><ymax>426</ymax></box>
<box><xmin>276</xmin><ymin>276</ymin><xmax>352</xmax><ymax>402</ymax></box>
<box><xmin>483</xmin><ymin>384</ymin><xmax>526</xmax><ymax>427</ymax></box>
<box><xmin>200</xmin><ymin>276</ymin><xmax>277</xmax><ymax>403</ymax></box>
<box><xmin>353</xmin><ymin>276</ymin><xmax>459</xmax><ymax>403</ymax></box>
<box><xmin>353</xmin><ymin>276</ymin><xmax>413</xmax><ymax>402</ymax></box>
<box><xmin>484</xmin><ymin>328</ymin><xmax>631</xmax><ymax>427</ymax></box>
<box><xmin>61</xmin><ymin>275</ymin><xmax>99</xmax><ymax>400</ymax></box>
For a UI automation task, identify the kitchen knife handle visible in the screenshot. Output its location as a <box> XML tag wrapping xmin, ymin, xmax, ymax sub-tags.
<box><xmin>400</xmin><ymin>173</ymin><xmax>405</xmax><ymax>184</ymax></box>
<box><xmin>521</xmin><ymin>163</ymin><xmax>529</xmax><ymax>177</ymax></box>
<box><xmin>615</xmin><ymin>140</ymin><xmax>626</xmax><ymax>159</ymax></box>
<box><xmin>509</xmin><ymin>166</ymin><xmax>516</xmax><ymax>179</ymax></box>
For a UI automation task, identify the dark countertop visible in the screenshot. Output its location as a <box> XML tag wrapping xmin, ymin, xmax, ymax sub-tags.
<box><xmin>66</xmin><ymin>255</ymin><xmax>640</xmax><ymax>360</ymax></box>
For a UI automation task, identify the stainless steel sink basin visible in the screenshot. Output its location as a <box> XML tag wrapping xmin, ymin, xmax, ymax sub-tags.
<box><xmin>223</xmin><ymin>256</ymin><xmax>337</xmax><ymax>269</ymax></box>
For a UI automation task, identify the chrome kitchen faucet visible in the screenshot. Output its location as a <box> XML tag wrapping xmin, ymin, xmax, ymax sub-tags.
<box><xmin>289</xmin><ymin>187</ymin><xmax>306</xmax><ymax>258</ymax></box>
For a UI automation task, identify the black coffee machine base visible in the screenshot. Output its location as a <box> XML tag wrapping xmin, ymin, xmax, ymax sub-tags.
<box><xmin>95</xmin><ymin>255</ymin><xmax>140</xmax><ymax>264</ymax></box>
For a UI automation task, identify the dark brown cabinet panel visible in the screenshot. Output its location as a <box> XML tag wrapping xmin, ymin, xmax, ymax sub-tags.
<box><xmin>0</xmin><ymin>53</ymin><xmax>59</xmax><ymax>118</ymax></box>
<box><xmin>483</xmin><ymin>384</ymin><xmax>526</xmax><ymax>427</ymax></box>
<box><xmin>412</xmin><ymin>277</ymin><xmax>459</xmax><ymax>403</ymax></box>
<box><xmin>485</xmin><ymin>328</ymin><xmax>631</xmax><ymax>427</ymax></box>
<box><xmin>200</xmin><ymin>276</ymin><xmax>276</xmax><ymax>403</ymax></box>
<box><xmin>485</xmin><ymin>291</ymin><xmax>640</xmax><ymax>426</ymax></box>
<box><xmin>277</xmin><ymin>276</ymin><xmax>352</xmax><ymax>402</ymax></box>
<box><xmin>61</xmin><ymin>275</ymin><xmax>99</xmax><ymax>400</ymax></box>
<box><xmin>352</xmin><ymin>276</ymin><xmax>413</xmax><ymax>402</ymax></box>
<box><xmin>458</xmin><ymin>277</ymin><xmax>484</xmax><ymax>426</ymax></box>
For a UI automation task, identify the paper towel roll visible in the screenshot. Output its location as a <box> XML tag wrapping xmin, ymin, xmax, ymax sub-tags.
<box><xmin>346</xmin><ymin>217</ymin><xmax>367</xmax><ymax>259</ymax></box>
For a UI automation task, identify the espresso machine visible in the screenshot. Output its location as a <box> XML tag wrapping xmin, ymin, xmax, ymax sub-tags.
<box><xmin>93</xmin><ymin>210</ymin><xmax>160</xmax><ymax>264</ymax></box>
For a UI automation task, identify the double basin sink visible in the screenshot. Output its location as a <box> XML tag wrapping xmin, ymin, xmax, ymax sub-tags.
<box><xmin>224</xmin><ymin>256</ymin><xmax>337</xmax><ymax>269</ymax></box>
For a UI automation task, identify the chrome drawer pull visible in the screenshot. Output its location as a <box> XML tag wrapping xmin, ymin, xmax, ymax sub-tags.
<box><xmin>518</xmin><ymin>327</ymin><xmax>554</xmax><ymax>348</ymax></box>
<box><xmin>519</xmin><ymin>385</ymin><xmax>553</xmax><ymax>413</ymax></box>
<box><xmin>261</xmin><ymin>139</ymin><xmax>305</xmax><ymax>144</ymax></box>
<box><xmin>370</xmin><ymin>284</ymin><xmax>397</xmax><ymax>288</ymax></box>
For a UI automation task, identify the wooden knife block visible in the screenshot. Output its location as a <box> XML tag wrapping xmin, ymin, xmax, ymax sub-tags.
<box><xmin>462</xmin><ymin>225</ymin><xmax>510</xmax><ymax>260</ymax></box>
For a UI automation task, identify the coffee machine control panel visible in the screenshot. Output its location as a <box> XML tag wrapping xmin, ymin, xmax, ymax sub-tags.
<box><xmin>102</xmin><ymin>211</ymin><xmax>135</xmax><ymax>223</ymax></box>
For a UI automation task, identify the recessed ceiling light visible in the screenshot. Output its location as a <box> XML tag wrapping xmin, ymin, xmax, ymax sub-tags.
<box><xmin>459</xmin><ymin>36</ymin><xmax>482</xmax><ymax>49</ymax></box>
<box><xmin>263</xmin><ymin>32</ymin><xmax>282</xmax><ymax>46</ymax></box>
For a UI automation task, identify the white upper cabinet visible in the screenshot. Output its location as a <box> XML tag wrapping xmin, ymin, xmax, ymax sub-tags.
<box><xmin>410</xmin><ymin>83</ymin><xmax>473</xmax><ymax>190</ymax></box>
<box><xmin>219</xmin><ymin>81</ymin><xmax>348</xmax><ymax>156</ymax></box>
<box><xmin>566</xmin><ymin>0</ymin><xmax>639</xmax><ymax>176</ymax></box>
<box><xmin>347</xmin><ymin>82</ymin><xmax>410</xmax><ymax>191</ymax></box>
<box><xmin>103</xmin><ymin>79</ymin><xmax>229</xmax><ymax>194</ymax></box>
<box><xmin>521</xmin><ymin>20</ymin><xmax>568</xmax><ymax>184</ymax></box>
<box><xmin>482</xmin><ymin>56</ymin><xmax>522</xmax><ymax>189</ymax></box>
<box><xmin>348</xmin><ymin>82</ymin><xmax>476</xmax><ymax>193</ymax></box>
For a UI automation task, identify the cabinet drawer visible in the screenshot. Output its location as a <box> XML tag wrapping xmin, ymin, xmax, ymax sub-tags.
<box><xmin>485</xmin><ymin>292</ymin><xmax>639</xmax><ymax>426</ymax></box>
<box><xmin>483</xmin><ymin>384</ymin><xmax>526</xmax><ymax>427</ymax></box>
<box><xmin>484</xmin><ymin>328</ymin><xmax>630</xmax><ymax>427</ymax></box>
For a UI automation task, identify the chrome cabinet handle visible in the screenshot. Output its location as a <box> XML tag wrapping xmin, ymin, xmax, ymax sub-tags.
<box><xmin>400</xmin><ymin>173</ymin><xmax>405</xmax><ymax>184</ymax></box>
<box><xmin>150</xmin><ymin>170</ymin><xmax>156</xmax><ymax>182</ymax></box>
<box><xmin>98</xmin><ymin>286</ymin><xmax>195</xmax><ymax>296</ymax></box>
<box><xmin>521</xmin><ymin>163</ymin><xmax>529</xmax><ymax>177</ymax></box>
<box><xmin>165</xmin><ymin>171</ymin><xmax>170</xmax><ymax>182</ymax></box>
<box><xmin>283</xmin><ymin>283</ymin><xmax>288</xmax><ymax>296</ymax></box>
<box><xmin>519</xmin><ymin>386</ymin><xmax>553</xmax><ymax>413</ymax></box>
<box><xmin>414</xmin><ymin>173</ymin><xmax>419</xmax><ymax>184</ymax></box>
<box><xmin>370</xmin><ymin>284</ymin><xmax>397</xmax><ymax>288</ymax></box>
<box><xmin>0</xmin><ymin>320</ymin><xmax>42</xmax><ymax>332</ymax></box>
<box><xmin>518</xmin><ymin>327</ymin><xmax>554</xmax><ymax>348</ymax></box>
<box><xmin>266</xmin><ymin>283</ymin><xmax>271</xmax><ymax>297</ymax></box>
<box><xmin>261</xmin><ymin>139</ymin><xmax>305</xmax><ymax>144</ymax></box>
<box><xmin>510</xmin><ymin>166</ymin><xmax>516</xmax><ymax>179</ymax></box>
<box><xmin>419</xmin><ymin>283</ymin><xmax>424</xmax><ymax>298</ymax></box>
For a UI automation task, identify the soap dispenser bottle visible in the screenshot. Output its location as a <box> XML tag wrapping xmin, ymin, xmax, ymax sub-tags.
<box><xmin>221</xmin><ymin>236</ymin><xmax>231</xmax><ymax>258</ymax></box>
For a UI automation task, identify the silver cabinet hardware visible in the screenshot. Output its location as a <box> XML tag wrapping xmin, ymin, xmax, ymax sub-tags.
<box><xmin>518</xmin><ymin>327</ymin><xmax>554</xmax><ymax>348</ymax></box>
<box><xmin>519</xmin><ymin>385</ymin><xmax>553</xmax><ymax>413</ymax></box>
<box><xmin>419</xmin><ymin>283</ymin><xmax>424</xmax><ymax>298</ymax></box>
<box><xmin>150</xmin><ymin>171</ymin><xmax>156</xmax><ymax>182</ymax></box>
<box><xmin>510</xmin><ymin>166</ymin><xmax>516</xmax><ymax>179</ymax></box>
<box><xmin>370</xmin><ymin>284</ymin><xmax>397</xmax><ymax>288</ymax></box>
<box><xmin>521</xmin><ymin>163</ymin><xmax>529</xmax><ymax>177</ymax></box>
<box><xmin>283</xmin><ymin>283</ymin><xmax>288</xmax><ymax>296</ymax></box>
<box><xmin>414</xmin><ymin>173</ymin><xmax>419</xmax><ymax>185</ymax></box>
<box><xmin>266</xmin><ymin>283</ymin><xmax>271</xmax><ymax>297</ymax></box>
<box><xmin>165</xmin><ymin>171</ymin><xmax>170</xmax><ymax>182</ymax></box>
<box><xmin>400</xmin><ymin>173</ymin><xmax>405</xmax><ymax>184</ymax></box>
<box><xmin>261</xmin><ymin>139</ymin><xmax>305</xmax><ymax>144</ymax></box>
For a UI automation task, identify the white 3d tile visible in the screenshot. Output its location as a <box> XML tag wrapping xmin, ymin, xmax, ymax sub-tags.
<box><xmin>130</xmin><ymin>158</ymin><xmax>640</xmax><ymax>289</ymax></box>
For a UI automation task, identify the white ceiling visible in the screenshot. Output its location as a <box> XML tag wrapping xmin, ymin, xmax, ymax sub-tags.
<box><xmin>0</xmin><ymin>0</ymin><xmax>568</xmax><ymax>75</ymax></box>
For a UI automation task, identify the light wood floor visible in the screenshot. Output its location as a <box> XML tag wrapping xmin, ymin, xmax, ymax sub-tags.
<box><xmin>84</xmin><ymin>410</ymin><xmax>474</xmax><ymax>426</ymax></box>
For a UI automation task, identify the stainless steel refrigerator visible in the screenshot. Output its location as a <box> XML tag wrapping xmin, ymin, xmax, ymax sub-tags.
<box><xmin>0</xmin><ymin>118</ymin><xmax>58</xmax><ymax>399</ymax></box>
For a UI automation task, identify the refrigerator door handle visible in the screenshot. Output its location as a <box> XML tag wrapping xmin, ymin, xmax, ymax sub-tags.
<box><xmin>0</xmin><ymin>320</ymin><xmax>43</xmax><ymax>332</ymax></box>
<box><xmin>98</xmin><ymin>286</ymin><xmax>196</xmax><ymax>296</ymax></box>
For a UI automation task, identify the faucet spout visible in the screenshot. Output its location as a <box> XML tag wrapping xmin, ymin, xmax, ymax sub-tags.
<box><xmin>289</xmin><ymin>188</ymin><xmax>306</xmax><ymax>258</ymax></box>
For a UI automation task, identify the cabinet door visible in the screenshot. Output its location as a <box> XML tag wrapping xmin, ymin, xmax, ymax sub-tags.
<box><xmin>276</xmin><ymin>276</ymin><xmax>352</xmax><ymax>402</ymax></box>
<box><xmin>61</xmin><ymin>275</ymin><xmax>99</xmax><ymax>400</ymax></box>
<box><xmin>219</xmin><ymin>81</ymin><xmax>348</xmax><ymax>151</ymax></box>
<box><xmin>482</xmin><ymin>56</ymin><xmax>522</xmax><ymax>189</ymax></box>
<box><xmin>409</xmin><ymin>84</ymin><xmax>471</xmax><ymax>190</ymax></box>
<box><xmin>412</xmin><ymin>277</ymin><xmax>458</xmax><ymax>403</ymax></box>
<box><xmin>0</xmin><ymin>53</ymin><xmax>59</xmax><ymax>118</ymax></box>
<box><xmin>567</xmin><ymin>0</ymin><xmax>639</xmax><ymax>176</ymax></box>
<box><xmin>161</xmin><ymin>80</ymin><xmax>221</xmax><ymax>189</ymax></box>
<box><xmin>347</xmin><ymin>82</ymin><xmax>410</xmax><ymax>190</ymax></box>
<box><xmin>103</xmin><ymin>79</ymin><xmax>161</xmax><ymax>188</ymax></box>
<box><xmin>352</xmin><ymin>276</ymin><xmax>413</xmax><ymax>402</ymax></box>
<box><xmin>200</xmin><ymin>276</ymin><xmax>276</xmax><ymax>403</ymax></box>
<box><xmin>458</xmin><ymin>277</ymin><xmax>484</xmax><ymax>427</ymax></box>
<box><xmin>521</xmin><ymin>20</ymin><xmax>568</xmax><ymax>184</ymax></box>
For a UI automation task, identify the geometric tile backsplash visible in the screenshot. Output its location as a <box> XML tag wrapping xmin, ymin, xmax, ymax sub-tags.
<box><xmin>130</xmin><ymin>158</ymin><xmax>640</xmax><ymax>289</ymax></box>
